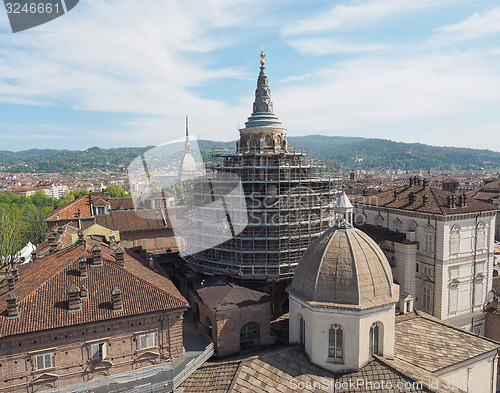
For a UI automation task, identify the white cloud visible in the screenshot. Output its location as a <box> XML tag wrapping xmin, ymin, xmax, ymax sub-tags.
<box><xmin>272</xmin><ymin>51</ymin><xmax>500</xmax><ymax>150</ymax></box>
<box><xmin>0</xmin><ymin>0</ymin><xmax>263</xmax><ymax>144</ymax></box>
<box><xmin>282</xmin><ymin>0</ymin><xmax>455</xmax><ymax>36</ymax></box>
<box><xmin>288</xmin><ymin>37</ymin><xmax>388</xmax><ymax>55</ymax></box>
<box><xmin>434</xmin><ymin>7</ymin><xmax>500</xmax><ymax>42</ymax></box>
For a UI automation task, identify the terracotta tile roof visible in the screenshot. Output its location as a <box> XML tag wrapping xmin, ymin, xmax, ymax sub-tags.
<box><xmin>0</xmin><ymin>239</ymin><xmax>187</xmax><ymax>338</ymax></box>
<box><xmin>354</xmin><ymin>184</ymin><xmax>497</xmax><ymax>215</ymax></box>
<box><xmin>46</xmin><ymin>195</ymin><xmax>93</xmax><ymax>221</ymax></box>
<box><xmin>110</xmin><ymin>197</ymin><xmax>135</xmax><ymax>210</ymax></box>
<box><xmin>394</xmin><ymin>311</ymin><xmax>500</xmax><ymax>372</ymax></box>
<box><xmin>95</xmin><ymin>210</ymin><xmax>168</xmax><ymax>232</ymax></box>
<box><xmin>91</xmin><ymin>197</ymin><xmax>109</xmax><ymax>206</ymax></box>
<box><xmin>196</xmin><ymin>283</ymin><xmax>270</xmax><ymax>312</ymax></box>
<box><xmin>180</xmin><ymin>345</ymin><xmax>458</xmax><ymax>392</ymax></box>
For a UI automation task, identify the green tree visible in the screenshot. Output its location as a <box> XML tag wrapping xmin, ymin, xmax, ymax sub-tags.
<box><xmin>0</xmin><ymin>206</ymin><xmax>23</xmax><ymax>272</ymax></box>
<box><xmin>104</xmin><ymin>185</ymin><xmax>130</xmax><ymax>198</ymax></box>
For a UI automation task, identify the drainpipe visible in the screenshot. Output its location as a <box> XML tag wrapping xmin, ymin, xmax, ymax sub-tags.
<box><xmin>472</xmin><ymin>215</ymin><xmax>478</xmax><ymax>324</ymax></box>
<box><xmin>433</xmin><ymin>215</ymin><xmax>438</xmax><ymax>316</ymax></box>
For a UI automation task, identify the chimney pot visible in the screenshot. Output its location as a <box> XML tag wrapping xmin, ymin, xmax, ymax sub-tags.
<box><xmin>91</xmin><ymin>244</ymin><xmax>102</xmax><ymax>266</ymax></box>
<box><xmin>114</xmin><ymin>247</ymin><xmax>125</xmax><ymax>267</ymax></box>
<box><xmin>11</xmin><ymin>267</ymin><xmax>19</xmax><ymax>282</ymax></box>
<box><xmin>6</xmin><ymin>293</ymin><xmax>19</xmax><ymax>319</ymax></box>
<box><xmin>79</xmin><ymin>257</ymin><xmax>88</xmax><ymax>278</ymax></box>
<box><xmin>423</xmin><ymin>179</ymin><xmax>429</xmax><ymax>188</ymax></box>
<box><xmin>81</xmin><ymin>284</ymin><xmax>88</xmax><ymax>299</ymax></box>
<box><xmin>31</xmin><ymin>250</ymin><xmax>37</xmax><ymax>261</ymax></box>
<box><xmin>67</xmin><ymin>285</ymin><xmax>81</xmax><ymax>312</ymax></box>
<box><xmin>409</xmin><ymin>177</ymin><xmax>414</xmax><ymax>186</ymax></box>
<box><xmin>111</xmin><ymin>287</ymin><xmax>123</xmax><ymax>312</ymax></box>
<box><xmin>7</xmin><ymin>275</ymin><xmax>15</xmax><ymax>290</ymax></box>
<box><xmin>77</xmin><ymin>230</ymin><xmax>84</xmax><ymax>244</ymax></box>
<box><xmin>393</xmin><ymin>190</ymin><xmax>398</xmax><ymax>200</ymax></box>
<box><xmin>409</xmin><ymin>192</ymin><xmax>416</xmax><ymax>204</ymax></box>
<box><xmin>423</xmin><ymin>195</ymin><xmax>429</xmax><ymax>206</ymax></box>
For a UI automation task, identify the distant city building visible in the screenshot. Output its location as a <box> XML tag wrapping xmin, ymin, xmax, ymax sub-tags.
<box><xmin>353</xmin><ymin>176</ymin><xmax>498</xmax><ymax>333</ymax></box>
<box><xmin>45</xmin><ymin>192</ymin><xmax>176</xmax><ymax>253</ymax></box>
<box><xmin>467</xmin><ymin>176</ymin><xmax>500</xmax><ymax>240</ymax></box>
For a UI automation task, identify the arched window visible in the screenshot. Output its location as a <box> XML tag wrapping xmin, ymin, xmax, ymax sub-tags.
<box><xmin>369</xmin><ymin>322</ymin><xmax>381</xmax><ymax>356</ymax></box>
<box><xmin>240</xmin><ymin>321</ymin><xmax>260</xmax><ymax>352</ymax></box>
<box><xmin>328</xmin><ymin>324</ymin><xmax>344</xmax><ymax>363</ymax></box>
<box><xmin>299</xmin><ymin>315</ymin><xmax>305</xmax><ymax>348</ymax></box>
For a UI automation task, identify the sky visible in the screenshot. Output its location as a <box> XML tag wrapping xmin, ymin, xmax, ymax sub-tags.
<box><xmin>1</xmin><ymin>0</ymin><xmax>500</xmax><ymax>152</ymax></box>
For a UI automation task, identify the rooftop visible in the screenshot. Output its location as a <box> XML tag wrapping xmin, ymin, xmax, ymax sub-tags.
<box><xmin>0</xmin><ymin>238</ymin><xmax>187</xmax><ymax>338</ymax></box>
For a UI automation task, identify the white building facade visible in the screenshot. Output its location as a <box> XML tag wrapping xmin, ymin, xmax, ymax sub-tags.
<box><xmin>353</xmin><ymin>177</ymin><xmax>498</xmax><ymax>333</ymax></box>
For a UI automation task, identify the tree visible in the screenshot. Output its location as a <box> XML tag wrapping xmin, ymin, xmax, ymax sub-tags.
<box><xmin>104</xmin><ymin>185</ymin><xmax>130</xmax><ymax>198</ymax></box>
<box><xmin>21</xmin><ymin>205</ymin><xmax>48</xmax><ymax>246</ymax></box>
<box><xmin>0</xmin><ymin>207</ymin><xmax>23</xmax><ymax>272</ymax></box>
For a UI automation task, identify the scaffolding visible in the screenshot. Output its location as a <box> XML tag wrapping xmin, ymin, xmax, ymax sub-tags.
<box><xmin>182</xmin><ymin>145</ymin><xmax>341</xmax><ymax>280</ymax></box>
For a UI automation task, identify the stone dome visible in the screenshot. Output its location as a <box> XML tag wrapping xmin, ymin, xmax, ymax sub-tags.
<box><xmin>288</xmin><ymin>226</ymin><xmax>395</xmax><ymax>308</ymax></box>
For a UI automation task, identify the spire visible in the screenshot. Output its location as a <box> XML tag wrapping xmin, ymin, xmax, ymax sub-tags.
<box><xmin>333</xmin><ymin>191</ymin><xmax>353</xmax><ymax>228</ymax></box>
<box><xmin>244</xmin><ymin>46</ymin><xmax>282</xmax><ymax>129</ymax></box>
<box><xmin>185</xmin><ymin>116</ymin><xmax>191</xmax><ymax>153</ymax></box>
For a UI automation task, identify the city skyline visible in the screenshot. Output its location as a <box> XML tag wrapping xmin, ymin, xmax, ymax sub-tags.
<box><xmin>1</xmin><ymin>0</ymin><xmax>500</xmax><ymax>152</ymax></box>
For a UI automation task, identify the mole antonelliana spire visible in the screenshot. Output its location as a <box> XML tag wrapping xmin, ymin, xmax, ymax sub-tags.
<box><xmin>178</xmin><ymin>116</ymin><xmax>197</xmax><ymax>182</ymax></box>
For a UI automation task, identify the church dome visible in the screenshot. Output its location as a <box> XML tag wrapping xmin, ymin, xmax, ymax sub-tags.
<box><xmin>288</xmin><ymin>193</ymin><xmax>395</xmax><ymax>308</ymax></box>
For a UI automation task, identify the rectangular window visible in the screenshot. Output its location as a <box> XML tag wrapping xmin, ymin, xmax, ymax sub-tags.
<box><xmin>474</xmin><ymin>282</ymin><xmax>484</xmax><ymax>306</ymax></box>
<box><xmin>424</xmin><ymin>234</ymin><xmax>433</xmax><ymax>252</ymax></box>
<box><xmin>423</xmin><ymin>286</ymin><xmax>431</xmax><ymax>309</ymax></box>
<box><xmin>450</xmin><ymin>267</ymin><xmax>459</xmax><ymax>279</ymax></box>
<box><xmin>451</xmin><ymin>235</ymin><xmax>459</xmax><ymax>254</ymax></box>
<box><xmin>33</xmin><ymin>353</ymin><xmax>53</xmax><ymax>371</ymax></box>
<box><xmin>449</xmin><ymin>288</ymin><xmax>458</xmax><ymax>314</ymax></box>
<box><xmin>138</xmin><ymin>332</ymin><xmax>156</xmax><ymax>350</ymax></box>
<box><xmin>423</xmin><ymin>266</ymin><xmax>432</xmax><ymax>277</ymax></box>
<box><xmin>477</xmin><ymin>232</ymin><xmax>485</xmax><ymax>250</ymax></box>
<box><xmin>90</xmin><ymin>343</ymin><xmax>106</xmax><ymax>362</ymax></box>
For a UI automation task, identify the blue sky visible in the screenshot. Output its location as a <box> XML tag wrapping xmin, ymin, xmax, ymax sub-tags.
<box><xmin>1</xmin><ymin>0</ymin><xmax>500</xmax><ymax>152</ymax></box>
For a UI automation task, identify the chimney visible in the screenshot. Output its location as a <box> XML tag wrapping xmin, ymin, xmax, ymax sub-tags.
<box><xmin>423</xmin><ymin>195</ymin><xmax>429</xmax><ymax>206</ymax></box>
<box><xmin>91</xmin><ymin>244</ymin><xmax>102</xmax><ymax>266</ymax></box>
<box><xmin>393</xmin><ymin>190</ymin><xmax>399</xmax><ymax>200</ymax></box>
<box><xmin>462</xmin><ymin>194</ymin><xmax>468</xmax><ymax>207</ymax></box>
<box><xmin>114</xmin><ymin>247</ymin><xmax>125</xmax><ymax>267</ymax></box>
<box><xmin>447</xmin><ymin>195</ymin><xmax>453</xmax><ymax>208</ymax></box>
<box><xmin>148</xmin><ymin>253</ymin><xmax>154</xmax><ymax>269</ymax></box>
<box><xmin>409</xmin><ymin>177</ymin><xmax>414</xmax><ymax>186</ymax></box>
<box><xmin>109</xmin><ymin>234</ymin><xmax>116</xmax><ymax>248</ymax></box>
<box><xmin>111</xmin><ymin>287</ymin><xmax>123</xmax><ymax>312</ymax></box>
<box><xmin>49</xmin><ymin>241</ymin><xmax>58</xmax><ymax>255</ymax></box>
<box><xmin>57</xmin><ymin>226</ymin><xmax>64</xmax><ymax>235</ymax></box>
<box><xmin>77</xmin><ymin>230</ymin><xmax>84</xmax><ymax>244</ymax></box>
<box><xmin>451</xmin><ymin>195</ymin><xmax>457</xmax><ymax>208</ymax></box>
<box><xmin>67</xmin><ymin>285</ymin><xmax>81</xmax><ymax>312</ymax></box>
<box><xmin>79</xmin><ymin>257</ymin><xmax>88</xmax><ymax>278</ymax></box>
<box><xmin>31</xmin><ymin>250</ymin><xmax>37</xmax><ymax>261</ymax></box>
<box><xmin>7</xmin><ymin>275</ymin><xmax>15</xmax><ymax>291</ymax></box>
<box><xmin>11</xmin><ymin>266</ymin><xmax>19</xmax><ymax>282</ymax></box>
<box><xmin>416</xmin><ymin>176</ymin><xmax>421</xmax><ymax>186</ymax></box>
<box><xmin>6</xmin><ymin>293</ymin><xmax>19</xmax><ymax>319</ymax></box>
<box><xmin>423</xmin><ymin>179</ymin><xmax>429</xmax><ymax>188</ymax></box>
<box><xmin>409</xmin><ymin>192</ymin><xmax>416</xmax><ymax>204</ymax></box>
<box><xmin>81</xmin><ymin>284</ymin><xmax>88</xmax><ymax>299</ymax></box>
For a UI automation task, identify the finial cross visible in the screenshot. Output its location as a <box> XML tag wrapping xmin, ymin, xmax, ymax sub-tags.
<box><xmin>259</xmin><ymin>42</ymin><xmax>265</xmax><ymax>61</ymax></box>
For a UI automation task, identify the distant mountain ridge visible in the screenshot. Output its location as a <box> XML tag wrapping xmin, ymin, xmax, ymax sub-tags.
<box><xmin>1</xmin><ymin>136</ymin><xmax>499</xmax><ymax>173</ymax></box>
